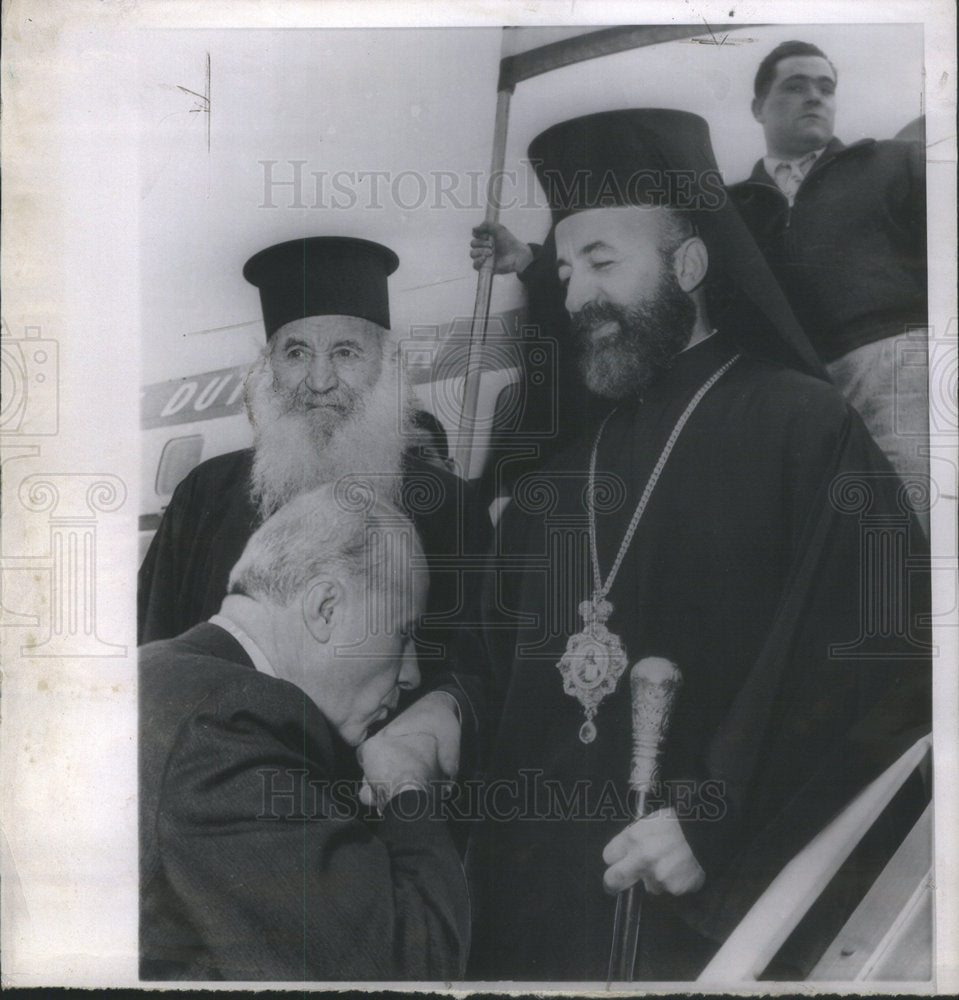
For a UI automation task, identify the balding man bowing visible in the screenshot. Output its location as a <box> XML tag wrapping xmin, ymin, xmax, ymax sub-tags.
<box><xmin>139</xmin><ymin>485</ymin><xmax>468</xmax><ymax>981</ymax></box>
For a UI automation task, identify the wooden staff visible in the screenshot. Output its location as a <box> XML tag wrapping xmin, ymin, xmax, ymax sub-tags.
<box><xmin>452</xmin><ymin>87</ymin><xmax>512</xmax><ymax>479</ymax></box>
<box><xmin>607</xmin><ymin>656</ymin><xmax>683</xmax><ymax>981</ymax></box>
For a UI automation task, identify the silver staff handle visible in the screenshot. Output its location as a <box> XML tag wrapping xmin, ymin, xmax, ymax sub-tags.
<box><xmin>607</xmin><ymin>656</ymin><xmax>683</xmax><ymax>982</ymax></box>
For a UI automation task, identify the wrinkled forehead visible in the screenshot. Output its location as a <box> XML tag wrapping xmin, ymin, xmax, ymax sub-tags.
<box><xmin>271</xmin><ymin>314</ymin><xmax>387</xmax><ymax>352</ymax></box>
<box><xmin>771</xmin><ymin>55</ymin><xmax>836</xmax><ymax>87</ymax></box>
<box><xmin>554</xmin><ymin>205</ymin><xmax>667</xmax><ymax>257</ymax></box>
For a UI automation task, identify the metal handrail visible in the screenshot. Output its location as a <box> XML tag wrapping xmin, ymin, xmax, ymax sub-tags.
<box><xmin>697</xmin><ymin>734</ymin><xmax>932</xmax><ymax>982</ymax></box>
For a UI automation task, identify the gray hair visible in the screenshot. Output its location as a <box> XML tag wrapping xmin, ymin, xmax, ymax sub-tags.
<box><xmin>227</xmin><ymin>483</ymin><xmax>418</xmax><ymax>606</ymax></box>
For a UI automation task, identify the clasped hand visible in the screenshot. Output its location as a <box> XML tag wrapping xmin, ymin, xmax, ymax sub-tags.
<box><xmin>470</xmin><ymin>222</ymin><xmax>534</xmax><ymax>275</ymax></box>
<box><xmin>602</xmin><ymin>807</ymin><xmax>705</xmax><ymax>896</ymax></box>
<box><xmin>357</xmin><ymin>690</ymin><xmax>461</xmax><ymax>811</ymax></box>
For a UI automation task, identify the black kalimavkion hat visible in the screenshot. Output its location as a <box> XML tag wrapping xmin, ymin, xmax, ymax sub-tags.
<box><xmin>243</xmin><ymin>236</ymin><xmax>400</xmax><ymax>339</ymax></box>
<box><xmin>527</xmin><ymin>109</ymin><xmax>825</xmax><ymax>378</ymax></box>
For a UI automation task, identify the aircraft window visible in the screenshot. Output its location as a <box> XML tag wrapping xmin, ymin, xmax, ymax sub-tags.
<box><xmin>155</xmin><ymin>434</ymin><xmax>204</xmax><ymax>496</ymax></box>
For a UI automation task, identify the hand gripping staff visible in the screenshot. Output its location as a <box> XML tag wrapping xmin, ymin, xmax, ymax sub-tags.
<box><xmin>607</xmin><ymin>656</ymin><xmax>683</xmax><ymax>981</ymax></box>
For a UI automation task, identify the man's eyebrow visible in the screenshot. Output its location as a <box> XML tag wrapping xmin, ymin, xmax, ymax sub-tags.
<box><xmin>556</xmin><ymin>240</ymin><xmax>616</xmax><ymax>269</ymax></box>
<box><xmin>781</xmin><ymin>72</ymin><xmax>836</xmax><ymax>85</ymax></box>
<box><xmin>331</xmin><ymin>338</ymin><xmax>364</xmax><ymax>351</ymax></box>
<box><xmin>582</xmin><ymin>240</ymin><xmax>616</xmax><ymax>255</ymax></box>
<box><xmin>276</xmin><ymin>336</ymin><xmax>311</xmax><ymax>351</ymax></box>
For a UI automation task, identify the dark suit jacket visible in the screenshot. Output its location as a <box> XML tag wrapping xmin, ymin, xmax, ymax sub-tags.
<box><xmin>139</xmin><ymin>622</ymin><xmax>469</xmax><ymax>981</ymax></box>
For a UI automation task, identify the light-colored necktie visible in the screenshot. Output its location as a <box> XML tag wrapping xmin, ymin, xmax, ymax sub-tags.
<box><xmin>774</xmin><ymin>152</ymin><xmax>817</xmax><ymax>205</ymax></box>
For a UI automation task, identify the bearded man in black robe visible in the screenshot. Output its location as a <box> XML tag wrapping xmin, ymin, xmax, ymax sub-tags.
<box><xmin>372</xmin><ymin>110</ymin><xmax>931</xmax><ymax>982</ymax></box>
<box><xmin>139</xmin><ymin>238</ymin><xmax>490</xmax><ymax>688</ymax></box>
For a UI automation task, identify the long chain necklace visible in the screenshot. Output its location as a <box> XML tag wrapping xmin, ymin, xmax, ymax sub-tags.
<box><xmin>556</xmin><ymin>352</ymin><xmax>740</xmax><ymax>743</ymax></box>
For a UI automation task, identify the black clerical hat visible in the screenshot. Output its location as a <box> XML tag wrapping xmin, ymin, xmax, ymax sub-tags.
<box><xmin>528</xmin><ymin>110</ymin><xmax>825</xmax><ymax>378</ymax></box>
<box><xmin>243</xmin><ymin>236</ymin><xmax>399</xmax><ymax>339</ymax></box>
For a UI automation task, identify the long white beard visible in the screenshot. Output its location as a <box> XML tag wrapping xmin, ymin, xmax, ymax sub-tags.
<box><xmin>245</xmin><ymin>345</ymin><xmax>411</xmax><ymax>520</ymax></box>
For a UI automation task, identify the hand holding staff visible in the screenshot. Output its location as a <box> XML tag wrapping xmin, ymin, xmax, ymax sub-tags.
<box><xmin>605</xmin><ymin>657</ymin><xmax>703</xmax><ymax>981</ymax></box>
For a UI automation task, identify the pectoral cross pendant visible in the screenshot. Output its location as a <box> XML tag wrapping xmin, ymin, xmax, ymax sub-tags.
<box><xmin>556</xmin><ymin>594</ymin><xmax>629</xmax><ymax>743</ymax></box>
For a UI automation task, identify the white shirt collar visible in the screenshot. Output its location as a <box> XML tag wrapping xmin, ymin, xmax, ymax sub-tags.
<box><xmin>209</xmin><ymin>613</ymin><xmax>279</xmax><ymax>678</ymax></box>
<box><xmin>680</xmin><ymin>328</ymin><xmax>717</xmax><ymax>354</ymax></box>
<box><xmin>763</xmin><ymin>145</ymin><xmax>826</xmax><ymax>180</ymax></box>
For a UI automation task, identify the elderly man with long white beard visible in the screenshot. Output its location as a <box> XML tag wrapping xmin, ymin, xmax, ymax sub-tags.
<box><xmin>138</xmin><ymin>237</ymin><xmax>490</xmax><ymax>693</ymax></box>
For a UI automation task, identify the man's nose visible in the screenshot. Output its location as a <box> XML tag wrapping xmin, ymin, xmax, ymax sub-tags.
<box><xmin>305</xmin><ymin>356</ymin><xmax>338</xmax><ymax>394</ymax></box>
<box><xmin>397</xmin><ymin>639</ymin><xmax>421</xmax><ymax>691</ymax></box>
<box><xmin>564</xmin><ymin>269</ymin><xmax>594</xmax><ymax>316</ymax></box>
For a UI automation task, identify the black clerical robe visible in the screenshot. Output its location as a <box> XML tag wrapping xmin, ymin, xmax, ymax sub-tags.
<box><xmin>140</xmin><ymin>622</ymin><xmax>469</xmax><ymax>980</ymax></box>
<box><xmin>465</xmin><ymin>333</ymin><xmax>930</xmax><ymax>981</ymax></box>
<box><xmin>138</xmin><ymin>451</ymin><xmax>491</xmax><ymax>676</ymax></box>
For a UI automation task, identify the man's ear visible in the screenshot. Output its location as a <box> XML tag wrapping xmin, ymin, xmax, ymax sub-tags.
<box><xmin>302</xmin><ymin>578</ymin><xmax>342</xmax><ymax>643</ymax></box>
<box><xmin>672</xmin><ymin>237</ymin><xmax>709</xmax><ymax>293</ymax></box>
<box><xmin>751</xmin><ymin>95</ymin><xmax>765</xmax><ymax>124</ymax></box>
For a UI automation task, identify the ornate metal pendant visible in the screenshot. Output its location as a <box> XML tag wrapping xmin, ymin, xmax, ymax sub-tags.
<box><xmin>558</xmin><ymin>354</ymin><xmax>739</xmax><ymax>744</ymax></box>
<box><xmin>556</xmin><ymin>595</ymin><xmax>628</xmax><ymax>743</ymax></box>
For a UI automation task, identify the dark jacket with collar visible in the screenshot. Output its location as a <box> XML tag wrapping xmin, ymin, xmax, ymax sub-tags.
<box><xmin>729</xmin><ymin>137</ymin><xmax>926</xmax><ymax>362</ymax></box>
<box><xmin>139</xmin><ymin>622</ymin><xmax>469</xmax><ymax>981</ymax></box>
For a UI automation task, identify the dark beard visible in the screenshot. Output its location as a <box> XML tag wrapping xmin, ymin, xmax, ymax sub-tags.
<box><xmin>570</xmin><ymin>271</ymin><xmax>697</xmax><ymax>400</ymax></box>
